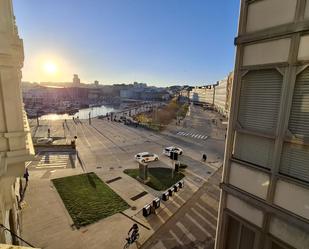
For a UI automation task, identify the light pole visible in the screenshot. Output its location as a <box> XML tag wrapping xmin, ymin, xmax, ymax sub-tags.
<box><xmin>36</xmin><ymin>111</ymin><xmax>39</xmax><ymax>126</ymax></box>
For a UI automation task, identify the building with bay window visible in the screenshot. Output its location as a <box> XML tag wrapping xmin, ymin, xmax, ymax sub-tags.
<box><xmin>215</xmin><ymin>0</ymin><xmax>309</xmax><ymax>248</ymax></box>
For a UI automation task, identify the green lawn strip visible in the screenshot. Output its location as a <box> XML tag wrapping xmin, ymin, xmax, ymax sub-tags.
<box><xmin>52</xmin><ymin>172</ymin><xmax>130</xmax><ymax>228</ymax></box>
<box><xmin>124</xmin><ymin>167</ymin><xmax>185</xmax><ymax>191</ymax></box>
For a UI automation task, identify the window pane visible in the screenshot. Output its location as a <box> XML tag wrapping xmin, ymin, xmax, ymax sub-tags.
<box><xmin>288</xmin><ymin>67</ymin><xmax>309</xmax><ymax>139</ymax></box>
<box><xmin>280</xmin><ymin>143</ymin><xmax>309</xmax><ymax>183</ymax></box>
<box><xmin>234</xmin><ymin>132</ymin><xmax>274</xmax><ymax>169</ymax></box>
<box><xmin>280</xmin><ymin>67</ymin><xmax>309</xmax><ymax>183</ymax></box>
<box><xmin>239</xmin><ymin>225</ymin><xmax>255</xmax><ymax>249</ymax></box>
<box><xmin>225</xmin><ymin>216</ymin><xmax>240</xmax><ymax>249</ymax></box>
<box><xmin>238</xmin><ymin>69</ymin><xmax>282</xmax><ymax>134</ymax></box>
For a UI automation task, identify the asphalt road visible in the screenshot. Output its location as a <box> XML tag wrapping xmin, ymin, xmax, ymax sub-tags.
<box><xmin>25</xmin><ymin>105</ymin><xmax>226</xmax><ymax>249</ymax></box>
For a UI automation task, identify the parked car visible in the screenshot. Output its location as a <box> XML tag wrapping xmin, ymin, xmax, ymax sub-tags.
<box><xmin>36</xmin><ymin>137</ymin><xmax>53</xmax><ymax>144</ymax></box>
<box><xmin>163</xmin><ymin>146</ymin><xmax>183</xmax><ymax>156</ymax></box>
<box><xmin>120</xmin><ymin>116</ymin><xmax>126</xmax><ymax>122</ymax></box>
<box><xmin>134</xmin><ymin>152</ymin><xmax>159</xmax><ymax>163</ymax></box>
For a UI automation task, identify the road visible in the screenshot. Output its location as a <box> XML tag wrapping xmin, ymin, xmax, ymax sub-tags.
<box><xmin>23</xmin><ymin>105</ymin><xmax>226</xmax><ymax>249</ymax></box>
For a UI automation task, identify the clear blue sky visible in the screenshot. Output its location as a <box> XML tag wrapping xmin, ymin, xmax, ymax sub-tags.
<box><xmin>14</xmin><ymin>0</ymin><xmax>240</xmax><ymax>86</ymax></box>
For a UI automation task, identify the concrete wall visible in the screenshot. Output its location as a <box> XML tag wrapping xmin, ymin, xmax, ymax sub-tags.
<box><xmin>226</xmin><ymin>194</ymin><xmax>264</xmax><ymax>227</ymax></box>
<box><xmin>246</xmin><ymin>0</ymin><xmax>297</xmax><ymax>32</ymax></box>
<box><xmin>274</xmin><ymin>180</ymin><xmax>309</xmax><ymax>220</ymax></box>
<box><xmin>229</xmin><ymin>162</ymin><xmax>269</xmax><ymax>199</ymax></box>
<box><xmin>298</xmin><ymin>34</ymin><xmax>309</xmax><ymax>61</ymax></box>
<box><xmin>243</xmin><ymin>38</ymin><xmax>291</xmax><ymax>66</ymax></box>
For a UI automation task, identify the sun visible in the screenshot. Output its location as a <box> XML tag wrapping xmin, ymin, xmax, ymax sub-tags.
<box><xmin>43</xmin><ymin>61</ymin><xmax>57</xmax><ymax>74</ymax></box>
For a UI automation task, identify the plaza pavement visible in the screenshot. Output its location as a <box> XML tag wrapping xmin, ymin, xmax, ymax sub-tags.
<box><xmin>141</xmin><ymin>168</ymin><xmax>222</xmax><ymax>249</ymax></box>
<box><xmin>22</xmin><ymin>107</ymin><xmax>225</xmax><ymax>249</ymax></box>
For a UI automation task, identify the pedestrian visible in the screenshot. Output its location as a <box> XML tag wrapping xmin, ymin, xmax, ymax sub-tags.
<box><xmin>202</xmin><ymin>154</ymin><xmax>207</xmax><ymax>162</ymax></box>
<box><xmin>23</xmin><ymin>168</ymin><xmax>29</xmax><ymax>183</ymax></box>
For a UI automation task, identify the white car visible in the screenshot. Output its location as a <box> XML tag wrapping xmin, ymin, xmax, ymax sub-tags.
<box><xmin>36</xmin><ymin>137</ymin><xmax>53</xmax><ymax>144</ymax></box>
<box><xmin>163</xmin><ymin>146</ymin><xmax>183</xmax><ymax>156</ymax></box>
<box><xmin>134</xmin><ymin>152</ymin><xmax>159</xmax><ymax>163</ymax></box>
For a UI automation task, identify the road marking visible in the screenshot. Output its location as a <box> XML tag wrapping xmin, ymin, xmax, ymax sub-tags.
<box><xmin>191</xmin><ymin>207</ymin><xmax>217</xmax><ymax>231</ymax></box>
<box><xmin>197</xmin><ymin>135</ymin><xmax>202</xmax><ymax>139</ymax></box>
<box><xmin>195</xmin><ymin>202</ymin><xmax>218</xmax><ymax>221</ymax></box>
<box><xmin>153</xmin><ymin>240</ymin><xmax>167</xmax><ymax>249</ymax></box>
<box><xmin>185</xmin><ymin>213</ymin><xmax>212</xmax><ymax>237</ymax></box>
<box><xmin>78</xmin><ymin>123</ymin><xmax>91</xmax><ymax>146</ymax></box>
<box><xmin>169</xmin><ymin>230</ymin><xmax>184</xmax><ymax>246</ymax></box>
<box><xmin>176</xmin><ymin>222</ymin><xmax>196</xmax><ymax>242</ymax></box>
<box><xmin>185</xmin><ymin>169</ymin><xmax>207</xmax><ymax>182</ymax></box>
<box><xmin>83</xmin><ymin>123</ymin><xmax>123</xmax><ymax>166</ymax></box>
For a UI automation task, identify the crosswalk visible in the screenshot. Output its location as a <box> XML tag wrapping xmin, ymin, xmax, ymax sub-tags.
<box><xmin>143</xmin><ymin>168</ymin><xmax>222</xmax><ymax>249</ymax></box>
<box><xmin>35</xmin><ymin>152</ymin><xmax>70</xmax><ymax>169</ymax></box>
<box><xmin>147</xmin><ymin>194</ymin><xmax>217</xmax><ymax>249</ymax></box>
<box><xmin>176</xmin><ymin>131</ymin><xmax>208</xmax><ymax>140</ymax></box>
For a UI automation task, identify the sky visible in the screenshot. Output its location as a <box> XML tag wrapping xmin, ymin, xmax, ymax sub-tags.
<box><xmin>13</xmin><ymin>0</ymin><xmax>240</xmax><ymax>87</ymax></box>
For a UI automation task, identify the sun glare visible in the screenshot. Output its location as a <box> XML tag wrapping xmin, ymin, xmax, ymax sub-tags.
<box><xmin>43</xmin><ymin>61</ymin><xmax>57</xmax><ymax>74</ymax></box>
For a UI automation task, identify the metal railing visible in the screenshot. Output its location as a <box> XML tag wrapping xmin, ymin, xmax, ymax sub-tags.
<box><xmin>0</xmin><ymin>224</ymin><xmax>35</xmax><ymax>248</ymax></box>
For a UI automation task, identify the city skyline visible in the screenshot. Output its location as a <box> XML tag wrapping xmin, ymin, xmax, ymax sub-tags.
<box><xmin>14</xmin><ymin>0</ymin><xmax>239</xmax><ymax>86</ymax></box>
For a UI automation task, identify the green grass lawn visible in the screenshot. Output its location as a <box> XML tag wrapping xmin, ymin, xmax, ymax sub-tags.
<box><xmin>52</xmin><ymin>172</ymin><xmax>129</xmax><ymax>228</ymax></box>
<box><xmin>124</xmin><ymin>167</ymin><xmax>185</xmax><ymax>191</ymax></box>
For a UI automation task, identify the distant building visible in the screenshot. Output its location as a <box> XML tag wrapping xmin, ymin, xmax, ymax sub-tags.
<box><xmin>73</xmin><ymin>74</ymin><xmax>81</xmax><ymax>85</ymax></box>
<box><xmin>189</xmin><ymin>85</ymin><xmax>215</xmax><ymax>104</ymax></box>
<box><xmin>133</xmin><ymin>82</ymin><xmax>147</xmax><ymax>88</ymax></box>
<box><xmin>213</xmin><ymin>72</ymin><xmax>233</xmax><ymax>117</ymax></box>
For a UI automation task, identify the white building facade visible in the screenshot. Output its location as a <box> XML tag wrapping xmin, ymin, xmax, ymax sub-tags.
<box><xmin>215</xmin><ymin>0</ymin><xmax>309</xmax><ymax>249</ymax></box>
<box><xmin>0</xmin><ymin>0</ymin><xmax>34</xmax><ymax>245</ymax></box>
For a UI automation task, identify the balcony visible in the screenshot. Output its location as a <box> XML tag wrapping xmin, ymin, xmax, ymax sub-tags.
<box><xmin>0</xmin><ymin>109</ymin><xmax>34</xmax><ymax>177</ymax></box>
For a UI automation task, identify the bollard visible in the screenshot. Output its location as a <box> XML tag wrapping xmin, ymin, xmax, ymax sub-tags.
<box><xmin>173</xmin><ymin>184</ymin><xmax>179</xmax><ymax>192</ymax></box>
<box><xmin>143</xmin><ymin>204</ymin><xmax>151</xmax><ymax>217</ymax></box>
<box><xmin>152</xmin><ymin>197</ymin><xmax>161</xmax><ymax>209</ymax></box>
<box><xmin>178</xmin><ymin>180</ymin><xmax>184</xmax><ymax>188</ymax></box>
<box><xmin>162</xmin><ymin>192</ymin><xmax>169</xmax><ymax>201</ymax></box>
<box><xmin>168</xmin><ymin>188</ymin><xmax>174</xmax><ymax>196</ymax></box>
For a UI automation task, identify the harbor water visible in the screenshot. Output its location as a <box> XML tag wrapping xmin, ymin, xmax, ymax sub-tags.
<box><xmin>38</xmin><ymin>105</ymin><xmax>119</xmax><ymax>120</ymax></box>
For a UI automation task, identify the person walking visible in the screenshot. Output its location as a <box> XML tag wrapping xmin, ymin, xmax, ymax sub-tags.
<box><xmin>202</xmin><ymin>154</ymin><xmax>207</xmax><ymax>162</ymax></box>
<box><xmin>23</xmin><ymin>168</ymin><xmax>29</xmax><ymax>183</ymax></box>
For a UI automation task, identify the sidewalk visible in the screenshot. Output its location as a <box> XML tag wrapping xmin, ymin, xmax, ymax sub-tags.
<box><xmin>141</xmin><ymin>167</ymin><xmax>222</xmax><ymax>249</ymax></box>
